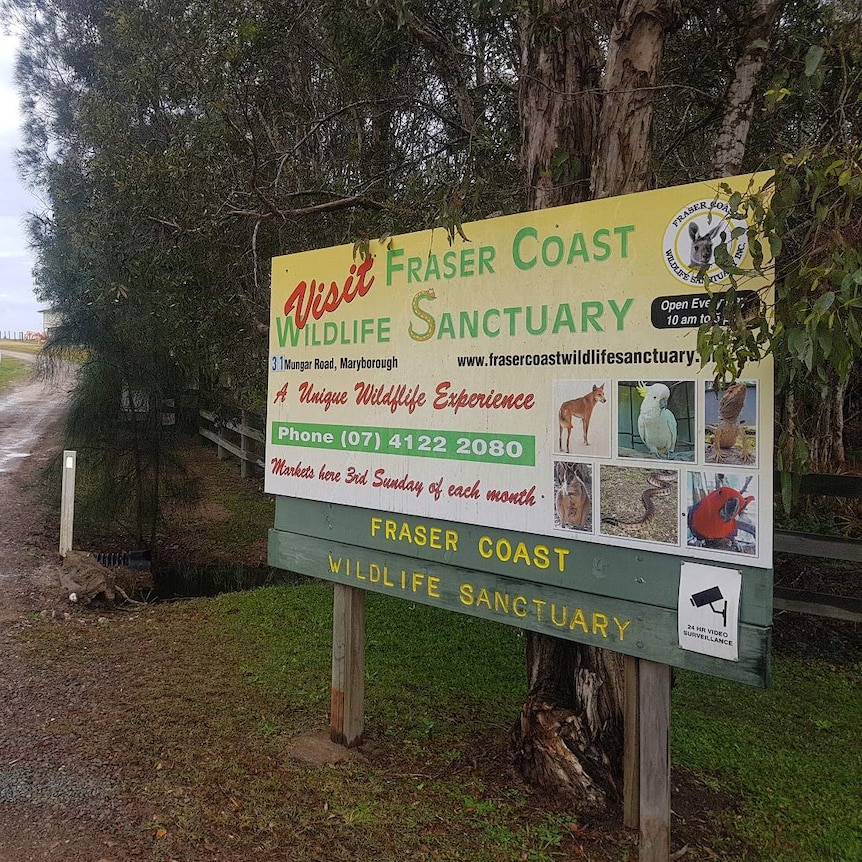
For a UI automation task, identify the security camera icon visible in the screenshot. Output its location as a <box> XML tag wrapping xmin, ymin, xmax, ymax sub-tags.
<box><xmin>690</xmin><ymin>586</ymin><xmax>727</xmax><ymax>627</ymax></box>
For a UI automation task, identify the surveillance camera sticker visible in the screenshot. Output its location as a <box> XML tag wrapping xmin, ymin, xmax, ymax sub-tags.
<box><xmin>678</xmin><ymin>562</ymin><xmax>741</xmax><ymax>661</ymax></box>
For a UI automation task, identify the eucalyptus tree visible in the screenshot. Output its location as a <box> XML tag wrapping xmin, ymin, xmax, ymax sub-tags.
<box><xmin>511</xmin><ymin>0</ymin><xmax>687</xmax><ymax>808</ymax></box>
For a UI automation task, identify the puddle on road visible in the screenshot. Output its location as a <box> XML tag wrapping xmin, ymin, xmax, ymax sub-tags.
<box><xmin>0</xmin><ymin>450</ymin><xmax>32</xmax><ymax>473</ymax></box>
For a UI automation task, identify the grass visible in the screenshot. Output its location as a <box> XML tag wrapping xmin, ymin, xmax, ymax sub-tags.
<box><xmin>0</xmin><ymin>338</ymin><xmax>43</xmax><ymax>354</ymax></box>
<box><xmin>220</xmin><ymin>586</ymin><xmax>861</xmax><ymax>861</ymax></box>
<box><xmin>24</xmin><ymin>435</ymin><xmax>860</xmax><ymax>859</ymax></box>
<box><xmin>775</xmin><ymin>493</ymin><xmax>862</xmax><ymax>540</ymax></box>
<box><xmin>217</xmin><ymin>584</ymin><xmax>528</xmax><ymax>742</ymax></box>
<box><xmin>19</xmin><ymin>559</ymin><xmax>861</xmax><ymax>861</ymax></box>
<box><xmin>672</xmin><ymin>656</ymin><xmax>861</xmax><ymax>861</ymax></box>
<box><xmin>0</xmin><ymin>355</ymin><xmax>33</xmax><ymax>392</ymax></box>
<box><xmin>24</xmin><ymin>591</ymin><xmax>607</xmax><ymax>861</ymax></box>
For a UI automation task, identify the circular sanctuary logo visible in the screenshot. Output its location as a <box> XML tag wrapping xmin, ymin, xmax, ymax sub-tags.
<box><xmin>663</xmin><ymin>198</ymin><xmax>749</xmax><ymax>285</ymax></box>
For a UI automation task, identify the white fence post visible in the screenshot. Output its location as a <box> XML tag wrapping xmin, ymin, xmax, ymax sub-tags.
<box><xmin>59</xmin><ymin>449</ymin><xmax>77</xmax><ymax>556</ymax></box>
<box><xmin>240</xmin><ymin>410</ymin><xmax>251</xmax><ymax>479</ymax></box>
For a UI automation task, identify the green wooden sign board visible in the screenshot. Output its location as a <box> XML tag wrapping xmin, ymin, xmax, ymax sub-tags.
<box><xmin>269</xmin><ymin>497</ymin><xmax>771</xmax><ymax>687</ymax></box>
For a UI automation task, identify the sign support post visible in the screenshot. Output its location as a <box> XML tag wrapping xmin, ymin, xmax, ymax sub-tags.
<box><xmin>623</xmin><ymin>655</ymin><xmax>640</xmax><ymax>829</ymax></box>
<box><xmin>330</xmin><ymin>583</ymin><xmax>365</xmax><ymax>747</ymax></box>
<box><xmin>638</xmin><ymin>659</ymin><xmax>671</xmax><ymax>861</ymax></box>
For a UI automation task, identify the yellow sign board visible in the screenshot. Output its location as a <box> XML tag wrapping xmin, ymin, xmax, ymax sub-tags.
<box><xmin>266</xmin><ymin>174</ymin><xmax>774</xmax><ymax>568</ymax></box>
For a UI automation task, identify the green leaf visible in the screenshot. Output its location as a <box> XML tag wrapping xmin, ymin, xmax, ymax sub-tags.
<box><xmin>812</xmin><ymin>291</ymin><xmax>835</xmax><ymax>314</ymax></box>
<box><xmin>768</xmin><ymin>233</ymin><xmax>782</xmax><ymax>261</ymax></box>
<box><xmin>750</xmin><ymin>236</ymin><xmax>764</xmax><ymax>268</ymax></box>
<box><xmin>804</xmin><ymin>46</ymin><xmax>825</xmax><ymax>77</ymax></box>
<box><xmin>847</xmin><ymin>311</ymin><xmax>861</xmax><ymax>345</ymax></box>
<box><xmin>787</xmin><ymin>329</ymin><xmax>814</xmax><ymax>368</ymax></box>
<box><xmin>780</xmin><ymin>471</ymin><xmax>793</xmax><ymax>514</ymax></box>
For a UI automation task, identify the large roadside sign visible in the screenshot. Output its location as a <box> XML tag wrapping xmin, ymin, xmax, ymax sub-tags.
<box><xmin>266</xmin><ymin>174</ymin><xmax>774</xmax><ymax>685</ymax></box>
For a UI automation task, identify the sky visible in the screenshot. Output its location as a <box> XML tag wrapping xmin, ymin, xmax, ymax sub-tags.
<box><xmin>0</xmin><ymin>31</ymin><xmax>44</xmax><ymax>334</ymax></box>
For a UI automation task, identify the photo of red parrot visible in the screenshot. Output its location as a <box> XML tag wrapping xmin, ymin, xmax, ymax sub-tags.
<box><xmin>686</xmin><ymin>473</ymin><xmax>757</xmax><ymax>554</ymax></box>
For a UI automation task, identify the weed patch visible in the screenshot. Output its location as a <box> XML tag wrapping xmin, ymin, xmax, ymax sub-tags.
<box><xmin>0</xmin><ymin>356</ymin><xmax>33</xmax><ymax>392</ymax></box>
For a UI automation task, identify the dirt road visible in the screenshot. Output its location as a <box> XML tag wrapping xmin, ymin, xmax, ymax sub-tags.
<box><xmin>0</xmin><ymin>358</ymin><xmax>75</xmax><ymax>612</ymax></box>
<box><xmin>0</xmin><ymin>360</ymin><xmax>132</xmax><ymax>860</ymax></box>
<box><xmin>0</xmin><ymin>353</ymin><xmax>71</xmax><ymax>476</ymax></box>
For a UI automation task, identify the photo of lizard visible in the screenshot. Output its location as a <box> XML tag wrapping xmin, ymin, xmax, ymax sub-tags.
<box><xmin>705</xmin><ymin>381</ymin><xmax>757</xmax><ymax>466</ymax></box>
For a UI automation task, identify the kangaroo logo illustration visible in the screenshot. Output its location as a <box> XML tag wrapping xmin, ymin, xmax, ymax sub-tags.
<box><xmin>663</xmin><ymin>199</ymin><xmax>749</xmax><ymax>285</ymax></box>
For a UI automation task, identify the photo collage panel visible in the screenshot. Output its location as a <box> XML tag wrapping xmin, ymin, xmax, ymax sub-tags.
<box><xmin>550</xmin><ymin>378</ymin><xmax>760</xmax><ymax>558</ymax></box>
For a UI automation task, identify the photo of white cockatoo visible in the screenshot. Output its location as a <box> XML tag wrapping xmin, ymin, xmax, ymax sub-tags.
<box><xmin>636</xmin><ymin>381</ymin><xmax>677</xmax><ymax>458</ymax></box>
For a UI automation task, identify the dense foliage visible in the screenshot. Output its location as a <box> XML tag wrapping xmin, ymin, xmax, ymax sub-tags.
<box><xmin>2</xmin><ymin>0</ymin><xmax>859</xmax><ymax>521</ymax></box>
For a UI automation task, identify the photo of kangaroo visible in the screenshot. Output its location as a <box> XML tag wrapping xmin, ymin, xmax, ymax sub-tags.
<box><xmin>553</xmin><ymin>461</ymin><xmax>592</xmax><ymax>532</ymax></box>
<box><xmin>688</xmin><ymin>220</ymin><xmax>727</xmax><ymax>268</ymax></box>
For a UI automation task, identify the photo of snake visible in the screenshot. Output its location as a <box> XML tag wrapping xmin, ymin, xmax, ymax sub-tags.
<box><xmin>599</xmin><ymin>465</ymin><xmax>679</xmax><ymax>545</ymax></box>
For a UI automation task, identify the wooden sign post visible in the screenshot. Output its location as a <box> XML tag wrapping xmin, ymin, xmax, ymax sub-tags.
<box><xmin>623</xmin><ymin>655</ymin><xmax>640</xmax><ymax>830</ymax></box>
<box><xmin>330</xmin><ymin>583</ymin><xmax>365</xmax><ymax>747</ymax></box>
<box><xmin>638</xmin><ymin>660</ymin><xmax>671</xmax><ymax>861</ymax></box>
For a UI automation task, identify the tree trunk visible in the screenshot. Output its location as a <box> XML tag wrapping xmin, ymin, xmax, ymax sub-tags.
<box><xmin>780</xmin><ymin>373</ymin><xmax>850</xmax><ymax>473</ymax></box>
<box><xmin>512</xmin><ymin>0</ymin><xmax>608</xmax><ymax>810</ymax></box>
<box><xmin>519</xmin><ymin>0</ymin><xmax>601</xmax><ymax>208</ymax></box>
<box><xmin>591</xmin><ymin>0</ymin><xmax>682</xmax><ymax>198</ymax></box>
<box><xmin>512</xmin><ymin>637</ymin><xmax>626</xmax><ymax>807</ymax></box>
<box><xmin>512</xmin><ymin>0</ymin><xmax>678</xmax><ymax>810</ymax></box>
<box><xmin>712</xmin><ymin>0</ymin><xmax>784</xmax><ymax>177</ymax></box>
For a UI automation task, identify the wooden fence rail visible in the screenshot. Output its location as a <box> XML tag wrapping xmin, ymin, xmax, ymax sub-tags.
<box><xmin>199</xmin><ymin>409</ymin><xmax>265</xmax><ymax>478</ymax></box>
<box><xmin>772</xmin><ymin>463</ymin><xmax>862</xmax><ymax>567</ymax></box>
<box><xmin>771</xmin><ymin>472</ymin><xmax>860</xmax><ymax>622</ymax></box>
<box><xmin>0</xmin><ymin>331</ymin><xmax>46</xmax><ymax>342</ymax></box>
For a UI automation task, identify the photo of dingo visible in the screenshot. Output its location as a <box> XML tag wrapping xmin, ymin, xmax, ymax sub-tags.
<box><xmin>558</xmin><ymin>383</ymin><xmax>607</xmax><ymax>452</ymax></box>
